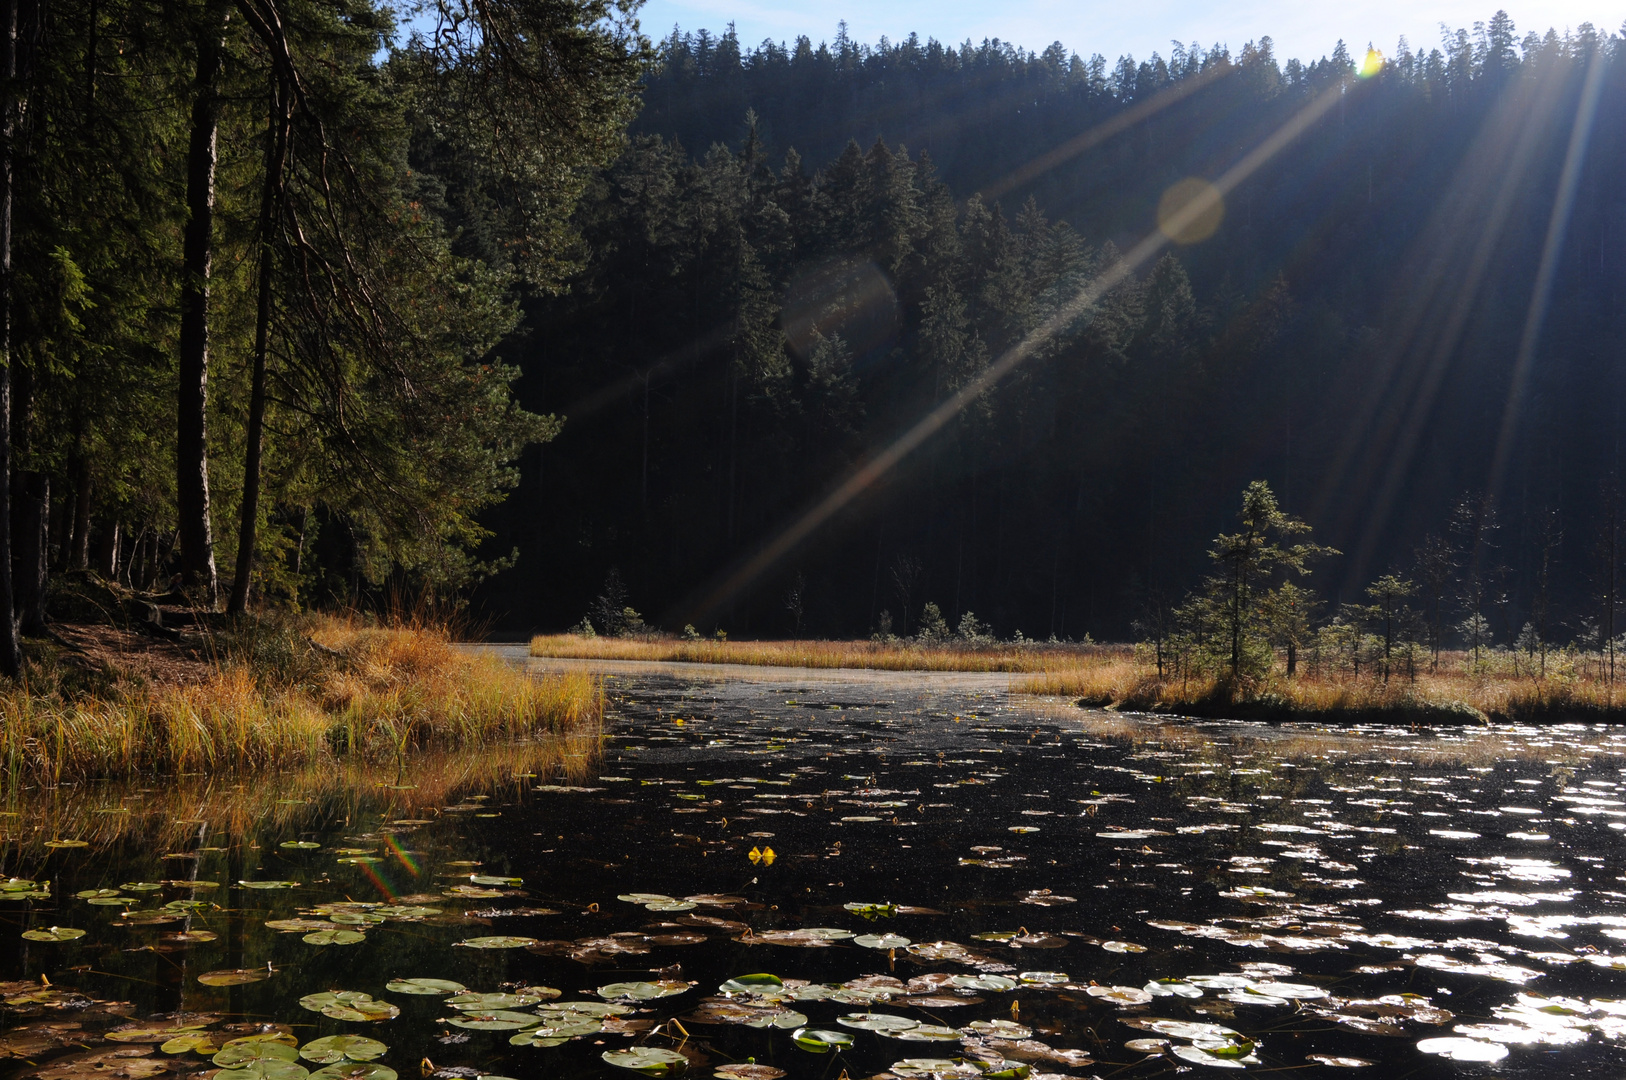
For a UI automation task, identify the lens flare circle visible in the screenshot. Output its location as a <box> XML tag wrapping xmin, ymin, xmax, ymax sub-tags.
<box><xmin>1156</xmin><ymin>178</ymin><xmax>1224</xmax><ymax>245</ymax></box>
<box><xmin>1359</xmin><ymin>49</ymin><xmax>1385</xmax><ymax>79</ymax></box>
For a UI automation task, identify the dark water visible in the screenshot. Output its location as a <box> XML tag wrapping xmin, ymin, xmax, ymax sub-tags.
<box><xmin>6</xmin><ymin>652</ymin><xmax>1626</xmax><ymax>1080</ymax></box>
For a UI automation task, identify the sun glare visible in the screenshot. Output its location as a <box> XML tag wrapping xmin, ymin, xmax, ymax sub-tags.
<box><xmin>1359</xmin><ymin>48</ymin><xmax>1385</xmax><ymax>79</ymax></box>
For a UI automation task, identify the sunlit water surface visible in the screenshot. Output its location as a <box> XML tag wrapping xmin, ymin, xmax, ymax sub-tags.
<box><xmin>5</xmin><ymin>649</ymin><xmax>1626</xmax><ymax>1080</ymax></box>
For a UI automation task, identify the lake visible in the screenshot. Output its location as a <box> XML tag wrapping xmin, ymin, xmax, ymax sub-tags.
<box><xmin>5</xmin><ymin>649</ymin><xmax>1626</xmax><ymax>1079</ymax></box>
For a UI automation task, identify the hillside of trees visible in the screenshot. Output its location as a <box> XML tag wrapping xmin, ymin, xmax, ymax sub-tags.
<box><xmin>477</xmin><ymin>12</ymin><xmax>1626</xmax><ymax>646</ymax></box>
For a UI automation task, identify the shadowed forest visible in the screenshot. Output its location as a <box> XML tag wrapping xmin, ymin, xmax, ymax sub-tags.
<box><xmin>481</xmin><ymin>14</ymin><xmax>1626</xmax><ymax>646</ymax></box>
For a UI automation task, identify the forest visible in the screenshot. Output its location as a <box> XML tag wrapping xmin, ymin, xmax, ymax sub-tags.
<box><xmin>3</xmin><ymin>0</ymin><xmax>1625</xmax><ymax>664</ymax></box>
<box><xmin>484</xmin><ymin>12</ymin><xmax>1626</xmax><ymax>648</ymax></box>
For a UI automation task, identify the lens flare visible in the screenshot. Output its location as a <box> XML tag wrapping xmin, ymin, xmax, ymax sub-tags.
<box><xmin>355</xmin><ymin>860</ymin><xmax>398</xmax><ymax>903</ymax></box>
<box><xmin>385</xmin><ymin>833</ymin><xmax>420</xmax><ymax>877</ymax></box>
<box><xmin>1359</xmin><ymin>49</ymin><xmax>1385</xmax><ymax>79</ymax></box>
<box><xmin>1156</xmin><ymin>178</ymin><xmax>1224</xmax><ymax>244</ymax></box>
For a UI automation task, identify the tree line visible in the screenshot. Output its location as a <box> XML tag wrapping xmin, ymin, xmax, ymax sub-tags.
<box><xmin>482</xmin><ymin>12</ymin><xmax>1626</xmax><ymax>644</ymax></box>
<box><xmin>0</xmin><ymin>0</ymin><xmax>645</xmax><ymax>671</ymax></box>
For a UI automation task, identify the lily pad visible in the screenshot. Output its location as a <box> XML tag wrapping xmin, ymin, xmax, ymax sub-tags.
<box><xmin>602</xmin><ymin>1047</ymin><xmax>689</xmax><ymax>1074</ymax></box>
<box><xmin>120</xmin><ymin>883</ymin><xmax>165</xmax><ymax>892</ymax></box>
<box><xmin>214</xmin><ymin>1042</ymin><xmax>301</xmax><ymax>1068</ymax></box>
<box><xmin>280</xmin><ymin>841</ymin><xmax>321</xmax><ymax>850</ymax></box>
<box><xmin>887</xmin><ymin>1059</ymin><xmax>982</xmax><ymax>1079</ymax></box>
<box><xmin>1415</xmin><ymin>1037</ymin><xmax>1509</xmax><ymax>1062</ymax></box>
<box><xmin>714</xmin><ymin>1066</ymin><xmax>786</xmax><ymax>1080</ymax></box>
<box><xmin>160</xmin><ymin>1033</ymin><xmax>220</xmax><ymax>1055</ymax></box>
<box><xmin>238</xmin><ymin>880</ymin><xmax>300</xmax><ymax>890</ymax></box>
<box><xmin>44</xmin><ymin>839</ymin><xmax>89</xmax><ymax>849</ymax></box>
<box><xmin>838</xmin><ymin>1013</ymin><xmax>919</xmax><ymax>1034</ymax></box>
<box><xmin>299</xmin><ymin>1037</ymin><xmax>388</xmax><ymax>1065</ymax></box>
<box><xmin>386</xmin><ymin>978</ymin><xmax>466</xmax><ymax>996</ymax></box>
<box><xmin>307</xmin><ymin>1066</ymin><xmax>397</xmax><ymax>1080</ymax></box>
<box><xmin>720</xmin><ymin>974</ymin><xmax>784</xmax><ymax>994</ymax></box>
<box><xmin>964</xmin><ymin>1019</ymin><xmax>1031</xmax><ymax>1038</ymax></box>
<box><xmin>895</xmin><ymin>1025</ymin><xmax>962</xmax><ymax>1042</ymax></box>
<box><xmin>469</xmin><ymin>875</ymin><xmax>522</xmax><ymax>886</ymax></box>
<box><xmin>216</xmin><ymin>1061</ymin><xmax>311</xmax><ymax>1080</ymax></box>
<box><xmin>22</xmin><ymin>926</ymin><xmax>86</xmax><ymax>942</ymax></box>
<box><xmin>599</xmin><ymin>981</ymin><xmax>691</xmax><ymax>1001</ymax></box>
<box><xmin>199</xmin><ymin>968</ymin><xmax>275</xmax><ymax>987</ymax></box>
<box><xmin>455</xmin><ymin>935</ymin><xmax>538</xmax><ymax>949</ymax></box>
<box><xmin>445</xmin><ymin>1011</ymin><xmax>544</xmax><ymax>1031</ymax></box>
<box><xmin>76</xmin><ymin>888</ymin><xmax>125</xmax><ymax>900</ymax></box>
<box><xmin>303</xmin><ymin>930</ymin><xmax>367</xmax><ymax>946</ymax></box>
<box><xmin>448</xmin><ymin>992</ymin><xmax>545</xmax><ymax>1011</ymax></box>
<box><xmin>791</xmin><ymin>1028</ymin><xmax>854</xmax><ymax>1053</ymax></box>
<box><xmin>1101</xmin><ymin>940</ymin><xmax>1147</xmax><ymax>953</ymax></box>
<box><xmin>855</xmin><ymin>933</ymin><xmax>912</xmax><ymax>949</ymax></box>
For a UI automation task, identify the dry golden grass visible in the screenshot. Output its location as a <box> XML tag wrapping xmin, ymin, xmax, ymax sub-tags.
<box><xmin>1015</xmin><ymin>650</ymin><xmax>1626</xmax><ymax>723</ymax></box>
<box><xmin>528</xmin><ymin>633</ymin><xmax>1110</xmax><ymax>672</ymax></box>
<box><xmin>0</xmin><ymin>618</ymin><xmax>602</xmax><ymax>783</ymax></box>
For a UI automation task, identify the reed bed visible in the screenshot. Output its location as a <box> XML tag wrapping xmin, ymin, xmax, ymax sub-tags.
<box><xmin>528</xmin><ymin>633</ymin><xmax>1110</xmax><ymax>672</ymax></box>
<box><xmin>1014</xmin><ymin>651</ymin><xmax>1626</xmax><ymax>723</ymax></box>
<box><xmin>0</xmin><ymin>619</ymin><xmax>602</xmax><ymax>783</ymax></box>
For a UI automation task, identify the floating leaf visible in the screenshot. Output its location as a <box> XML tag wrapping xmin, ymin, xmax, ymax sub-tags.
<box><xmin>791</xmin><ymin>1028</ymin><xmax>853</xmax><ymax>1053</ymax></box>
<box><xmin>44</xmin><ymin>839</ymin><xmax>89</xmax><ymax>849</ymax></box>
<box><xmin>714</xmin><ymin>1066</ymin><xmax>786</xmax><ymax>1080</ymax></box>
<box><xmin>386</xmin><ymin>978</ymin><xmax>466</xmax><ymax>996</ymax></box>
<box><xmin>455</xmin><ymin>935</ymin><xmax>538</xmax><ymax>949</ymax></box>
<box><xmin>280</xmin><ymin>842</ymin><xmax>321</xmax><ymax>850</ymax></box>
<box><xmin>838</xmin><ymin>1013</ymin><xmax>919</xmax><ymax>1034</ymax></box>
<box><xmin>159</xmin><ymin>1033</ymin><xmax>220</xmax><ymax>1055</ymax></box>
<box><xmin>307</xmin><ymin>1065</ymin><xmax>397</xmax><ymax>1080</ymax></box>
<box><xmin>855</xmin><ymin>934</ymin><xmax>911</xmax><ymax>949</ymax></box>
<box><xmin>647</xmin><ymin>899</ymin><xmax>698</xmax><ymax>912</ymax></box>
<box><xmin>843</xmin><ymin>902</ymin><xmax>898</xmax><ymax>920</ymax></box>
<box><xmin>448</xmin><ymin>992</ymin><xmax>546</xmax><ymax>1011</ymax></box>
<box><xmin>238</xmin><ymin>880</ymin><xmax>300</xmax><ymax>890</ymax></box>
<box><xmin>601</xmin><ymin>1047</ymin><xmax>689</xmax><ymax>1074</ymax></box>
<box><xmin>895</xmin><ymin>1026</ymin><xmax>961</xmax><ymax>1042</ymax></box>
<box><xmin>1101</xmin><ymin>940</ymin><xmax>1146</xmax><ymax>953</ymax></box>
<box><xmin>720</xmin><ymin>974</ymin><xmax>784</xmax><ymax>994</ymax></box>
<box><xmin>303</xmin><ymin>930</ymin><xmax>367</xmax><ymax>946</ymax></box>
<box><xmin>950</xmin><ymin>975</ymin><xmax>1017</xmax><ymax>992</ymax></box>
<box><xmin>1307</xmin><ymin>1056</ymin><xmax>1373</xmax><ymax>1068</ymax></box>
<box><xmin>200</xmin><ymin>968</ymin><xmax>275</xmax><ymax>987</ymax></box>
<box><xmin>599</xmin><ymin>981</ymin><xmax>690</xmax><ymax>1001</ymax></box>
<box><xmin>76</xmin><ymin>888</ymin><xmax>124</xmax><ymax>900</ymax></box>
<box><xmin>214</xmin><ymin>1041</ymin><xmax>300</xmax><ymax>1068</ymax></box>
<box><xmin>22</xmin><ymin>926</ymin><xmax>85</xmax><ymax>942</ymax></box>
<box><xmin>619</xmin><ymin>893</ymin><xmax>674</xmax><ymax>904</ymax></box>
<box><xmin>964</xmin><ymin>1019</ymin><xmax>1031</xmax><ymax>1038</ymax></box>
<box><xmin>887</xmin><ymin>1059</ymin><xmax>981</xmax><ymax>1079</ymax></box>
<box><xmin>298</xmin><ymin>1037</ymin><xmax>387</xmax><ymax>1065</ymax></box>
<box><xmin>445</xmin><ymin>1011</ymin><xmax>543</xmax><ymax>1031</ymax></box>
<box><xmin>469</xmin><ymin>875</ymin><xmax>522</xmax><ymax>886</ymax></box>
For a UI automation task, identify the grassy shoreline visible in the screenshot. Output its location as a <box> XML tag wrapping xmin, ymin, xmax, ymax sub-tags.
<box><xmin>530</xmin><ymin>633</ymin><xmax>1626</xmax><ymax>723</ymax></box>
<box><xmin>2</xmin><ymin>617</ymin><xmax>603</xmax><ymax>784</ymax></box>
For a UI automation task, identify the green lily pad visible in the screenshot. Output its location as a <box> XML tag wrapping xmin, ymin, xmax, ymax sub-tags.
<box><xmin>843</xmin><ymin>902</ymin><xmax>899</xmax><ymax>920</ymax></box>
<box><xmin>447</xmin><ymin>992</ymin><xmax>544</xmax><ymax>1011</ymax></box>
<box><xmin>329</xmin><ymin>912</ymin><xmax>384</xmax><ymax>926</ymax></box>
<box><xmin>44</xmin><ymin>839</ymin><xmax>89</xmax><ymax>849</ymax></box>
<box><xmin>85</xmin><ymin>897</ymin><xmax>131</xmax><ymax>907</ymax></box>
<box><xmin>964</xmin><ymin>1020</ymin><xmax>1030</xmax><ymax>1038</ymax></box>
<box><xmin>839</xmin><ymin>1013</ymin><xmax>919</xmax><ymax>1034</ymax></box>
<box><xmin>895</xmin><ymin>1026</ymin><xmax>961</xmax><ymax>1042</ymax></box>
<box><xmin>618</xmin><ymin>893</ymin><xmax>674</xmax><ymax>904</ymax></box>
<box><xmin>469</xmin><ymin>875</ymin><xmax>522</xmax><ymax>886</ymax></box>
<box><xmin>445</xmin><ymin>1011</ymin><xmax>544</xmax><ymax>1031</ymax></box>
<box><xmin>602</xmin><ymin>1047</ymin><xmax>689</xmax><ymax>1074</ymax></box>
<box><xmin>307</xmin><ymin>1066</ymin><xmax>397</xmax><ymax>1080</ymax></box>
<box><xmin>385</xmin><ymin>978</ymin><xmax>465</xmax><ymax>996</ymax></box>
<box><xmin>304</xmin><ymin>930</ymin><xmax>367</xmax><ymax>946</ymax></box>
<box><xmin>163</xmin><ymin>899</ymin><xmax>210</xmax><ymax>911</ymax></box>
<box><xmin>374</xmin><ymin>906</ymin><xmax>441</xmax><ymax>918</ymax></box>
<box><xmin>120</xmin><ymin>882</ymin><xmax>165</xmax><ymax>892</ymax></box>
<box><xmin>280</xmin><ymin>841</ymin><xmax>321</xmax><ymax>850</ymax></box>
<box><xmin>720</xmin><ymin>974</ymin><xmax>784</xmax><ymax>994</ymax></box>
<box><xmin>598</xmin><ymin>981</ymin><xmax>690</xmax><ymax>1001</ymax></box>
<box><xmin>214</xmin><ymin>1042</ymin><xmax>300</xmax><ymax>1067</ymax></box>
<box><xmin>542</xmin><ymin>1001</ymin><xmax>630</xmax><ymax>1017</ymax></box>
<box><xmin>76</xmin><ymin>888</ymin><xmax>124</xmax><ymax>900</ymax></box>
<box><xmin>950</xmin><ymin>975</ymin><xmax>1017</xmax><ymax>992</ymax></box>
<box><xmin>455</xmin><ymin>935</ymin><xmax>538</xmax><ymax>949</ymax></box>
<box><xmin>219</xmin><ymin>1061</ymin><xmax>312</xmax><ymax>1080</ymax></box>
<box><xmin>21</xmin><ymin>926</ymin><xmax>86</xmax><ymax>942</ymax></box>
<box><xmin>854</xmin><ymin>934</ymin><xmax>911</xmax><ymax>949</ymax></box>
<box><xmin>791</xmin><ymin>1028</ymin><xmax>854</xmax><ymax>1053</ymax></box>
<box><xmin>888</xmin><ymin>1061</ymin><xmax>980</xmax><ymax>1080</ymax></box>
<box><xmin>531</xmin><ymin>1020</ymin><xmax>603</xmax><ymax>1038</ymax></box>
<box><xmin>299</xmin><ymin>1036</ymin><xmax>388</xmax><ymax>1064</ymax></box>
<box><xmin>238</xmin><ymin>880</ymin><xmax>300</xmax><ymax>889</ymax></box>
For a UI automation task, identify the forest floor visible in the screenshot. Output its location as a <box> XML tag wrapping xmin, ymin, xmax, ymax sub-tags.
<box><xmin>0</xmin><ymin>581</ymin><xmax>603</xmax><ymax>783</ymax></box>
<box><xmin>530</xmin><ymin>633</ymin><xmax>1626</xmax><ymax>724</ymax></box>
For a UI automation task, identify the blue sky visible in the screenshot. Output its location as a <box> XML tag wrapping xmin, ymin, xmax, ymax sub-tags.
<box><xmin>633</xmin><ymin>0</ymin><xmax>1626</xmax><ymax>66</ymax></box>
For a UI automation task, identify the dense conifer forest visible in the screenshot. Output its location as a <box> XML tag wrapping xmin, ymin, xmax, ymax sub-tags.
<box><xmin>482</xmin><ymin>13</ymin><xmax>1626</xmax><ymax>643</ymax></box>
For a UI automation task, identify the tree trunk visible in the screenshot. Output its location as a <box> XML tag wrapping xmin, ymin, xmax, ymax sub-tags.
<box><xmin>12</xmin><ymin>469</ymin><xmax>43</xmax><ymax>633</ymax></box>
<box><xmin>229</xmin><ymin>76</ymin><xmax>291</xmax><ymax>616</ymax></box>
<box><xmin>70</xmin><ymin>457</ymin><xmax>91</xmax><ymax>569</ymax></box>
<box><xmin>1285</xmin><ymin>641</ymin><xmax>1297</xmax><ymax>677</ymax></box>
<box><xmin>0</xmin><ymin>0</ymin><xmax>35</xmax><ymax>675</ymax></box>
<box><xmin>95</xmin><ymin>519</ymin><xmax>118</xmax><ymax>579</ymax></box>
<box><xmin>176</xmin><ymin>1</ymin><xmax>227</xmax><ymax>608</ymax></box>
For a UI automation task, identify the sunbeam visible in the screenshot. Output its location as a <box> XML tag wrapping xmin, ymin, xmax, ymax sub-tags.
<box><xmin>1486</xmin><ymin>50</ymin><xmax>1609</xmax><ymax>500</ymax></box>
<box><xmin>681</xmin><ymin>81</ymin><xmax>1354</xmax><ymax>624</ymax></box>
